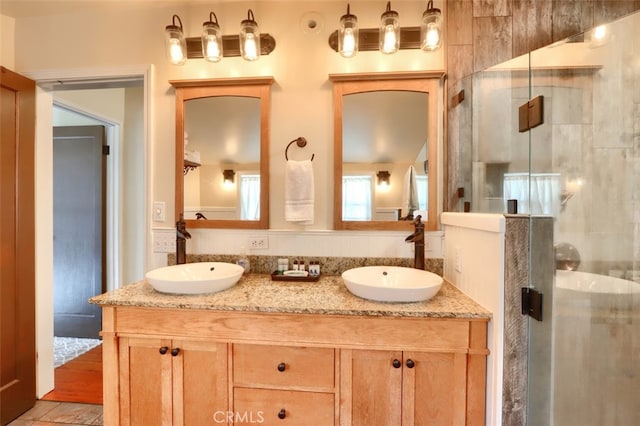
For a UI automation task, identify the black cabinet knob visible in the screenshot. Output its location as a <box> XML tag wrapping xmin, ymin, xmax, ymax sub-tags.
<box><xmin>159</xmin><ymin>346</ymin><xmax>169</xmax><ymax>355</ymax></box>
<box><xmin>406</xmin><ymin>359</ymin><xmax>415</xmax><ymax>368</ymax></box>
<box><xmin>278</xmin><ymin>409</ymin><xmax>286</xmax><ymax>419</ymax></box>
<box><xmin>171</xmin><ymin>347</ymin><xmax>180</xmax><ymax>357</ymax></box>
<box><xmin>392</xmin><ymin>359</ymin><xmax>401</xmax><ymax>368</ymax></box>
<box><xmin>277</xmin><ymin>362</ymin><xmax>286</xmax><ymax>372</ymax></box>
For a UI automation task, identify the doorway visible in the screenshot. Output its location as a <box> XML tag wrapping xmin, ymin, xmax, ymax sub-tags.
<box><xmin>53</xmin><ymin>125</ymin><xmax>106</xmax><ymax>339</ymax></box>
<box><xmin>41</xmin><ymin>78</ymin><xmax>146</xmax><ymax>403</ymax></box>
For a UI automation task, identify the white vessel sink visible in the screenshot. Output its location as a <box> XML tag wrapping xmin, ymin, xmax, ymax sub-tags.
<box><xmin>145</xmin><ymin>262</ymin><xmax>244</xmax><ymax>295</ymax></box>
<box><xmin>342</xmin><ymin>266</ymin><xmax>443</xmax><ymax>302</ymax></box>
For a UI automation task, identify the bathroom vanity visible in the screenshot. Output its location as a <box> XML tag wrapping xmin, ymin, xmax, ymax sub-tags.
<box><xmin>91</xmin><ymin>275</ymin><xmax>490</xmax><ymax>425</ymax></box>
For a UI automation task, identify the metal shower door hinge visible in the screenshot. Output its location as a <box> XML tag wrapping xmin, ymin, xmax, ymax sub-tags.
<box><xmin>518</xmin><ymin>95</ymin><xmax>544</xmax><ymax>132</ymax></box>
<box><xmin>521</xmin><ymin>287</ymin><xmax>543</xmax><ymax>321</ymax></box>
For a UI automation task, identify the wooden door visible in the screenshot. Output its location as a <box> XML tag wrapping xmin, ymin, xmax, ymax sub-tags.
<box><xmin>0</xmin><ymin>67</ymin><xmax>36</xmax><ymax>425</ymax></box>
<box><xmin>53</xmin><ymin>125</ymin><xmax>106</xmax><ymax>338</ymax></box>
<box><xmin>402</xmin><ymin>351</ymin><xmax>468</xmax><ymax>426</ymax></box>
<box><xmin>173</xmin><ymin>340</ymin><xmax>228</xmax><ymax>425</ymax></box>
<box><xmin>340</xmin><ymin>349</ymin><xmax>403</xmax><ymax>426</ymax></box>
<box><xmin>118</xmin><ymin>337</ymin><xmax>173</xmax><ymax>426</ymax></box>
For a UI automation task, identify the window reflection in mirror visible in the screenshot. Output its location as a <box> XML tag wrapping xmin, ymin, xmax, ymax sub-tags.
<box><xmin>171</xmin><ymin>78</ymin><xmax>273</xmax><ymax>229</ymax></box>
<box><xmin>342</xmin><ymin>90</ymin><xmax>428</xmax><ymax>222</ymax></box>
<box><xmin>330</xmin><ymin>72</ymin><xmax>443</xmax><ymax>231</ymax></box>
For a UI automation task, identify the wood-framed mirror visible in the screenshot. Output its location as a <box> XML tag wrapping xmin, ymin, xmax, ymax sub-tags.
<box><xmin>170</xmin><ymin>77</ymin><xmax>273</xmax><ymax>229</ymax></box>
<box><xmin>330</xmin><ymin>72</ymin><xmax>444</xmax><ymax>231</ymax></box>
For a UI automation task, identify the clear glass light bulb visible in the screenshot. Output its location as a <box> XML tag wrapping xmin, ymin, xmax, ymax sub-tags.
<box><xmin>169</xmin><ymin>39</ymin><xmax>184</xmax><ymax>64</ymax></box>
<box><xmin>244</xmin><ymin>33</ymin><xmax>258</xmax><ymax>60</ymax></box>
<box><xmin>424</xmin><ymin>25</ymin><xmax>440</xmax><ymax>50</ymax></box>
<box><xmin>205</xmin><ymin>36</ymin><xmax>220</xmax><ymax>60</ymax></box>
<box><xmin>343</xmin><ymin>28</ymin><xmax>356</xmax><ymax>56</ymax></box>
<box><xmin>382</xmin><ymin>25</ymin><xmax>396</xmax><ymax>53</ymax></box>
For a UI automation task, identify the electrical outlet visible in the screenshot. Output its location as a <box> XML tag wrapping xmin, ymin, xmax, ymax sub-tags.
<box><xmin>154</xmin><ymin>231</ymin><xmax>176</xmax><ymax>253</ymax></box>
<box><xmin>454</xmin><ymin>246</ymin><xmax>462</xmax><ymax>273</ymax></box>
<box><xmin>249</xmin><ymin>236</ymin><xmax>269</xmax><ymax>250</ymax></box>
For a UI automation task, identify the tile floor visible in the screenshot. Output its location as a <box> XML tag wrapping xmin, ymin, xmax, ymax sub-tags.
<box><xmin>8</xmin><ymin>400</ymin><xmax>102</xmax><ymax>425</ymax></box>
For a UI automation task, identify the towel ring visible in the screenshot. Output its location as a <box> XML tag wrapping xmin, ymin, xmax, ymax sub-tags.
<box><xmin>285</xmin><ymin>137</ymin><xmax>315</xmax><ymax>161</ymax></box>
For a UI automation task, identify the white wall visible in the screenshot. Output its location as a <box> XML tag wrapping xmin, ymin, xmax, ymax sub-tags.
<box><xmin>11</xmin><ymin>0</ymin><xmax>444</xmax><ymax>230</ymax></box>
<box><xmin>0</xmin><ymin>13</ymin><xmax>14</xmax><ymax>68</ymax></box>
<box><xmin>10</xmin><ymin>2</ymin><xmax>446</xmax><ymax>396</ymax></box>
<box><xmin>442</xmin><ymin>212</ymin><xmax>505</xmax><ymax>426</ymax></box>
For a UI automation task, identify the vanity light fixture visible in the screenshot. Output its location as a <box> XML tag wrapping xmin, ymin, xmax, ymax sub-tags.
<box><xmin>165</xmin><ymin>14</ymin><xmax>187</xmax><ymax>65</ymax></box>
<box><xmin>377</xmin><ymin>170</ymin><xmax>391</xmax><ymax>186</ymax></box>
<box><xmin>202</xmin><ymin>12</ymin><xmax>223</xmax><ymax>62</ymax></box>
<box><xmin>339</xmin><ymin>4</ymin><xmax>359</xmax><ymax>58</ymax></box>
<box><xmin>223</xmin><ymin>169</ymin><xmax>235</xmax><ymax>185</ymax></box>
<box><xmin>328</xmin><ymin>1</ymin><xmax>443</xmax><ymax>55</ymax></box>
<box><xmin>240</xmin><ymin>9</ymin><xmax>261</xmax><ymax>61</ymax></box>
<box><xmin>380</xmin><ymin>2</ymin><xmax>400</xmax><ymax>54</ymax></box>
<box><xmin>164</xmin><ymin>12</ymin><xmax>275</xmax><ymax>64</ymax></box>
<box><xmin>420</xmin><ymin>0</ymin><xmax>443</xmax><ymax>51</ymax></box>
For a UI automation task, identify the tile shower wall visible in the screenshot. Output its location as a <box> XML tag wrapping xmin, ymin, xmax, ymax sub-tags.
<box><xmin>446</xmin><ymin>0</ymin><xmax>640</xmax><ymax>212</ymax></box>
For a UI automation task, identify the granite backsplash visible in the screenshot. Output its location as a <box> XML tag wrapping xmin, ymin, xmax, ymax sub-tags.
<box><xmin>167</xmin><ymin>254</ymin><xmax>443</xmax><ymax>277</ymax></box>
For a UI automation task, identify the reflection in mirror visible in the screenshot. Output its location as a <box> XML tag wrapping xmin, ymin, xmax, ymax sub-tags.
<box><xmin>330</xmin><ymin>72</ymin><xmax>444</xmax><ymax>231</ymax></box>
<box><xmin>171</xmin><ymin>77</ymin><xmax>273</xmax><ymax>229</ymax></box>
<box><xmin>342</xmin><ymin>91</ymin><xmax>428</xmax><ymax>222</ymax></box>
<box><xmin>183</xmin><ymin>96</ymin><xmax>261</xmax><ymax>220</ymax></box>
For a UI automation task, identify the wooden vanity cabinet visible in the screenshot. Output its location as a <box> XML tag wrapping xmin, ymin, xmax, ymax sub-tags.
<box><xmin>341</xmin><ymin>349</ymin><xmax>468</xmax><ymax>425</ymax></box>
<box><xmin>232</xmin><ymin>344</ymin><xmax>336</xmax><ymax>425</ymax></box>
<box><xmin>116</xmin><ymin>337</ymin><xmax>228</xmax><ymax>426</ymax></box>
<box><xmin>100</xmin><ymin>307</ymin><xmax>488</xmax><ymax>426</ymax></box>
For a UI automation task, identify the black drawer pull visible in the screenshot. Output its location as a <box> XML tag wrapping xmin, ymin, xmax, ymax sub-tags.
<box><xmin>171</xmin><ymin>347</ymin><xmax>180</xmax><ymax>357</ymax></box>
<box><xmin>278</xmin><ymin>409</ymin><xmax>286</xmax><ymax>419</ymax></box>
<box><xmin>277</xmin><ymin>362</ymin><xmax>286</xmax><ymax>372</ymax></box>
<box><xmin>406</xmin><ymin>359</ymin><xmax>415</xmax><ymax>368</ymax></box>
<box><xmin>392</xmin><ymin>359</ymin><xmax>401</xmax><ymax>368</ymax></box>
<box><xmin>159</xmin><ymin>346</ymin><xmax>169</xmax><ymax>355</ymax></box>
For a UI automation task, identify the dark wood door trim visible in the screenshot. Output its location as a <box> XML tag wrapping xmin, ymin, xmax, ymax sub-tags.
<box><xmin>0</xmin><ymin>66</ymin><xmax>36</xmax><ymax>424</ymax></box>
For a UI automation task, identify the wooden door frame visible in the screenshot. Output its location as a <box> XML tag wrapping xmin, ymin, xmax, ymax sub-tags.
<box><xmin>25</xmin><ymin>65</ymin><xmax>152</xmax><ymax>397</ymax></box>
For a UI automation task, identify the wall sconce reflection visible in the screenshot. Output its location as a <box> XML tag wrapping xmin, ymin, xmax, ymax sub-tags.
<box><xmin>223</xmin><ymin>169</ymin><xmax>236</xmax><ymax>186</ymax></box>
<box><xmin>377</xmin><ymin>170</ymin><xmax>391</xmax><ymax>187</ymax></box>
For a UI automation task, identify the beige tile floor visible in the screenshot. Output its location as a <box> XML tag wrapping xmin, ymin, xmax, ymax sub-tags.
<box><xmin>8</xmin><ymin>401</ymin><xmax>102</xmax><ymax>426</ymax></box>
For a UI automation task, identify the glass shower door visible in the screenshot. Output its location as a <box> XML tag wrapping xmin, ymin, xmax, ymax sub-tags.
<box><xmin>527</xmin><ymin>11</ymin><xmax>640</xmax><ymax>426</ymax></box>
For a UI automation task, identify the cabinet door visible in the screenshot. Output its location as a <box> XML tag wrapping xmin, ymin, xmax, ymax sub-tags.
<box><xmin>173</xmin><ymin>340</ymin><xmax>228</xmax><ymax>426</ymax></box>
<box><xmin>340</xmin><ymin>349</ymin><xmax>403</xmax><ymax>426</ymax></box>
<box><xmin>118</xmin><ymin>337</ymin><xmax>173</xmax><ymax>426</ymax></box>
<box><xmin>402</xmin><ymin>351</ymin><xmax>468</xmax><ymax>426</ymax></box>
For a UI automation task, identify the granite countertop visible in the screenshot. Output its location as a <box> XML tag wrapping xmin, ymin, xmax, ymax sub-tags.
<box><xmin>90</xmin><ymin>274</ymin><xmax>491</xmax><ymax>319</ymax></box>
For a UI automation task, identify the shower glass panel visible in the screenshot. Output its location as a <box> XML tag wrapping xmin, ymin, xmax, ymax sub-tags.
<box><xmin>471</xmin><ymin>9</ymin><xmax>640</xmax><ymax>426</ymax></box>
<box><xmin>527</xmin><ymin>11</ymin><xmax>640</xmax><ymax>426</ymax></box>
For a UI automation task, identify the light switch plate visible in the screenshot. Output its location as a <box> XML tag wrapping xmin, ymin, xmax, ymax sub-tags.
<box><xmin>153</xmin><ymin>201</ymin><xmax>166</xmax><ymax>222</ymax></box>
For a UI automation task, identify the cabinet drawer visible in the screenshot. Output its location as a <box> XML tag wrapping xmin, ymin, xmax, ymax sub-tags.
<box><xmin>234</xmin><ymin>387</ymin><xmax>334</xmax><ymax>426</ymax></box>
<box><xmin>233</xmin><ymin>344</ymin><xmax>334</xmax><ymax>390</ymax></box>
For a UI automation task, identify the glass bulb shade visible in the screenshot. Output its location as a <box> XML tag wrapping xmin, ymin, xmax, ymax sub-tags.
<box><xmin>240</xmin><ymin>20</ymin><xmax>261</xmax><ymax>61</ymax></box>
<box><xmin>420</xmin><ymin>9</ymin><xmax>442</xmax><ymax>51</ymax></box>
<box><xmin>165</xmin><ymin>26</ymin><xmax>187</xmax><ymax>65</ymax></box>
<box><xmin>339</xmin><ymin>14</ymin><xmax>358</xmax><ymax>58</ymax></box>
<box><xmin>379</xmin><ymin>12</ymin><xmax>399</xmax><ymax>54</ymax></box>
<box><xmin>202</xmin><ymin>21</ymin><xmax>223</xmax><ymax>62</ymax></box>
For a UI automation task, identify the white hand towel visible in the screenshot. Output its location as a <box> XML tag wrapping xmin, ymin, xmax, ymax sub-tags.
<box><xmin>285</xmin><ymin>160</ymin><xmax>314</xmax><ymax>224</ymax></box>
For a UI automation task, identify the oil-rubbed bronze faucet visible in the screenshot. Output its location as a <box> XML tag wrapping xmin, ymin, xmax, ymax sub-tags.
<box><xmin>176</xmin><ymin>213</ymin><xmax>191</xmax><ymax>265</ymax></box>
<box><xmin>405</xmin><ymin>215</ymin><xmax>425</xmax><ymax>270</ymax></box>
